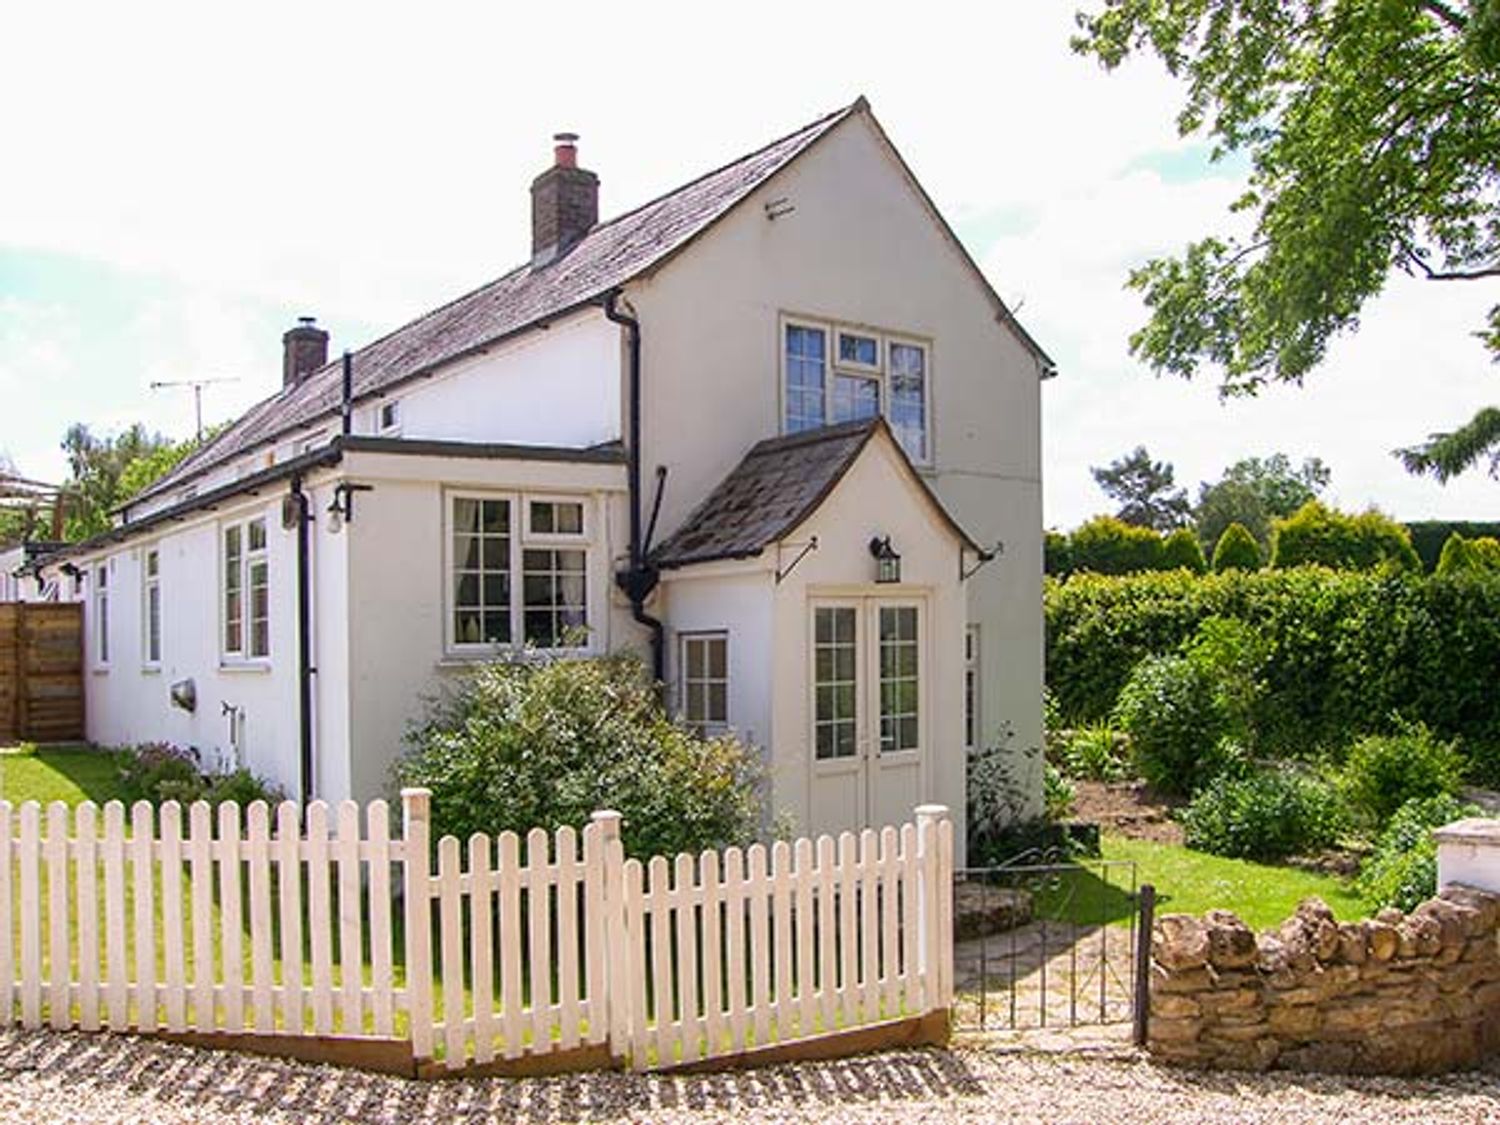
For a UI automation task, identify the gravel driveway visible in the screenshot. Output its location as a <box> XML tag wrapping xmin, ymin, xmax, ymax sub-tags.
<box><xmin>1</xmin><ymin>1028</ymin><xmax>1498</xmax><ymax>1123</ymax></box>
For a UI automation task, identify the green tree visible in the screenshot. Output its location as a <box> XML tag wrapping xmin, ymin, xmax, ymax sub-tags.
<box><xmin>1044</xmin><ymin>528</ymin><xmax>1074</xmax><ymax>577</ymax></box>
<box><xmin>1161</xmin><ymin>526</ymin><xmax>1208</xmax><ymax>572</ymax></box>
<box><xmin>1196</xmin><ymin>454</ymin><xmax>1331</xmax><ymax>551</ymax></box>
<box><xmin>1269</xmin><ymin>500</ymin><xmax>1421</xmax><ymax>571</ymax></box>
<box><xmin>1211</xmin><ymin>522</ymin><xmax>1262</xmax><ymax>572</ymax></box>
<box><xmin>1091</xmin><ymin>445</ymin><xmax>1191</xmax><ymax>530</ymax></box>
<box><xmin>1073</xmin><ymin>1</ymin><xmax>1500</xmax><ymax>479</ymax></box>
<box><xmin>58</xmin><ymin>424</ymin><xmax>190</xmax><ymax>541</ymax></box>
<box><xmin>1068</xmin><ymin>514</ymin><xmax>1165</xmax><ymax>574</ymax></box>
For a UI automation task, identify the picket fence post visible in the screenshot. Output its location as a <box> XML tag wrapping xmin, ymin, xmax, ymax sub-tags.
<box><xmin>401</xmin><ymin>788</ymin><xmax>435</xmax><ymax>1061</ymax></box>
<box><xmin>914</xmin><ymin>805</ymin><xmax>950</xmax><ymax>1016</ymax></box>
<box><xmin>589</xmin><ymin>809</ymin><xmax>627</xmax><ymax>1060</ymax></box>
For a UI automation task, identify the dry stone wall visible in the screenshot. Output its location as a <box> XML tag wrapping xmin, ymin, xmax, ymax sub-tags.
<box><xmin>1149</xmin><ymin>886</ymin><xmax>1500</xmax><ymax>1074</ymax></box>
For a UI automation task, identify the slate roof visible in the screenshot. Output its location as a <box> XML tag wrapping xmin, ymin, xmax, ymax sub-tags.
<box><xmin>651</xmin><ymin>418</ymin><xmax>978</xmax><ymax>569</ymax></box>
<box><xmin>135</xmin><ymin>101</ymin><xmax>863</xmax><ymax>506</ymax></box>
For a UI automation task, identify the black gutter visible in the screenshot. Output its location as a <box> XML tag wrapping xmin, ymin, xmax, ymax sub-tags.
<box><xmin>602</xmin><ymin>291</ymin><xmax>665</xmax><ymax>683</ymax></box>
<box><xmin>340</xmin><ymin>435</ymin><xmax>626</xmax><ymax>464</ymax></box>
<box><xmin>289</xmin><ymin>475</ymin><xmax>315</xmax><ymax>802</ymax></box>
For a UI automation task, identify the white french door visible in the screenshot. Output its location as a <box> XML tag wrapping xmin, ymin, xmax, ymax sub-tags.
<box><xmin>808</xmin><ymin>597</ymin><xmax>925</xmax><ymax>838</ymax></box>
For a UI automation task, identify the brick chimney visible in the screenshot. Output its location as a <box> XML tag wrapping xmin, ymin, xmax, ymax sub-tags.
<box><xmin>531</xmin><ymin>132</ymin><xmax>598</xmax><ymax>266</ymax></box>
<box><xmin>282</xmin><ymin>316</ymin><xmax>329</xmax><ymax>388</ymax></box>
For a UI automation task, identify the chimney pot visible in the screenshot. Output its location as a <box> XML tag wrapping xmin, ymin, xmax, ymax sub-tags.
<box><xmin>531</xmin><ymin>131</ymin><xmax>598</xmax><ymax>265</ymax></box>
<box><xmin>282</xmin><ymin>316</ymin><xmax>330</xmax><ymax>388</ymax></box>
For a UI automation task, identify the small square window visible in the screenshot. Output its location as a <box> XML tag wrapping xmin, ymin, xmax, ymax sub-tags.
<box><xmin>379</xmin><ymin>401</ymin><xmax>401</xmax><ymax>431</ymax></box>
<box><xmin>837</xmin><ymin>331</ymin><xmax>879</xmax><ymax>370</ymax></box>
<box><xmin>680</xmin><ymin>632</ymin><xmax>729</xmax><ymax>735</ymax></box>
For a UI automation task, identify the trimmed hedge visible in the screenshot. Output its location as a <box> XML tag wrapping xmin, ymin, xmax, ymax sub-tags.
<box><xmin>1406</xmin><ymin>521</ymin><xmax>1500</xmax><ymax>572</ymax></box>
<box><xmin>1045</xmin><ymin>568</ymin><xmax>1500</xmax><ymax>777</ymax></box>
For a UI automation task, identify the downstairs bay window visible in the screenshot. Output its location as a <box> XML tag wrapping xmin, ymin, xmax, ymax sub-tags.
<box><xmin>449</xmin><ymin>493</ymin><xmax>591</xmax><ymax>653</ymax></box>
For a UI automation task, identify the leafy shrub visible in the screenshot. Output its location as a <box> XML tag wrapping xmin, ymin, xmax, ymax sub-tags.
<box><xmin>1113</xmin><ymin>653</ymin><xmax>1231</xmax><ymax>794</ymax></box>
<box><xmin>1435</xmin><ymin>533</ymin><xmax>1500</xmax><ymax>576</ymax></box>
<box><xmin>1161</xmin><ymin>528</ymin><xmax>1208</xmax><ymax>573</ymax></box>
<box><xmin>1405</xmin><ymin>520</ymin><xmax>1500</xmax><ymax>571</ymax></box>
<box><xmin>1269</xmin><ymin>501</ymin><xmax>1420</xmax><ymax>572</ymax></box>
<box><xmin>396</xmin><ymin>653</ymin><xmax>761</xmax><ymax>861</ymax></box>
<box><xmin>1181</xmin><ymin>616</ymin><xmax>1270</xmax><ymax>749</ymax></box>
<box><xmin>117</xmin><ymin>743</ymin><xmax>283</xmax><ymax>807</ymax></box>
<box><xmin>1044</xmin><ymin>568</ymin><xmax>1500</xmax><ymax>777</ymax></box>
<box><xmin>1339</xmin><ymin>721</ymin><xmax>1464</xmax><ymax>825</ymax></box>
<box><xmin>1058</xmin><ymin>721</ymin><xmax>1128</xmax><ymax>781</ymax></box>
<box><xmin>1356</xmin><ymin>795</ymin><xmax>1482</xmax><ymax>911</ymax></box>
<box><xmin>1179</xmin><ymin>768</ymin><xmax>1344</xmax><ymax>860</ymax></box>
<box><xmin>1068</xmin><ymin>515</ymin><xmax>1164</xmax><ymax>575</ymax></box>
<box><xmin>1044</xmin><ymin>529</ymin><xmax>1073</xmax><ymax>577</ymax></box>
<box><xmin>1211</xmin><ymin>522</ymin><xmax>1262</xmax><ymax>572</ymax></box>
<box><xmin>1044</xmin><ymin>763</ymin><xmax>1076</xmax><ymax>820</ymax></box>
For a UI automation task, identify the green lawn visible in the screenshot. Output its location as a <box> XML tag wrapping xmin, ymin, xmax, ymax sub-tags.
<box><xmin>1102</xmin><ymin>834</ymin><xmax>1374</xmax><ymax>931</ymax></box>
<box><xmin>0</xmin><ymin>744</ymin><xmax>126</xmax><ymax>807</ymax></box>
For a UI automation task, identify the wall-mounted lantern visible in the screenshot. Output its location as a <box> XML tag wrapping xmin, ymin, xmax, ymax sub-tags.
<box><xmin>869</xmin><ymin>535</ymin><xmax>901</xmax><ymax>584</ymax></box>
<box><xmin>326</xmin><ymin>482</ymin><xmax>374</xmax><ymax>534</ymax></box>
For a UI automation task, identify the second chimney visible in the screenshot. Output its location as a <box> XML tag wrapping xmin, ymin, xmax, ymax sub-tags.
<box><xmin>531</xmin><ymin>132</ymin><xmax>598</xmax><ymax>265</ymax></box>
<box><xmin>283</xmin><ymin>316</ymin><xmax>329</xmax><ymax>388</ymax></box>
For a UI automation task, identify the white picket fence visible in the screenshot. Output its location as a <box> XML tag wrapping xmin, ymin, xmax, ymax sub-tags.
<box><xmin>0</xmin><ymin>789</ymin><xmax>953</xmax><ymax>1072</ymax></box>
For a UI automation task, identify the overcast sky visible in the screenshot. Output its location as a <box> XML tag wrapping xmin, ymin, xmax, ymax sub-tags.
<box><xmin>2</xmin><ymin>2</ymin><xmax>1496</xmax><ymax>528</ymax></box>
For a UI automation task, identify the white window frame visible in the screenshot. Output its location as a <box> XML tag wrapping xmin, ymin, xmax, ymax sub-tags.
<box><xmin>378</xmin><ymin>400</ymin><xmax>401</xmax><ymax>434</ymax></box>
<box><xmin>221</xmin><ymin>515</ymin><xmax>270</xmax><ymax>663</ymax></box>
<box><xmin>780</xmin><ymin>314</ymin><xmax>934</xmax><ymax>465</ymax></box>
<box><xmin>92</xmin><ymin>561</ymin><xmax>110</xmax><ymax>669</ymax></box>
<box><xmin>142</xmin><ymin>546</ymin><xmax>162</xmax><ymax>670</ymax></box>
<box><xmin>444</xmin><ymin>489</ymin><xmax>595</xmax><ymax>656</ymax></box>
<box><xmin>679</xmin><ymin>631</ymin><xmax>729</xmax><ymax>736</ymax></box>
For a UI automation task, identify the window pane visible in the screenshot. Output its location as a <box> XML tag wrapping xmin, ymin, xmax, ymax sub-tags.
<box><xmin>452</xmin><ymin>499</ymin><xmax>480</xmax><ymax>534</ymax></box>
<box><xmin>454</xmin><ymin>573</ymin><xmax>480</xmax><ymax>607</ymax></box>
<box><xmin>481</xmin><ymin>500</ymin><xmax>509</xmax><ymax>534</ymax></box>
<box><xmin>249</xmin><ymin>559</ymin><xmax>270</xmax><ymax>658</ymax></box>
<box><xmin>146</xmin><ymin>550</ymin><xmax>159</xmax><ymax>579</ymax></box>
<box><xmin>707</xmin><ymin>637</ymin><xmax>727</xmax><ymax>679</ymax></box>
<box><xmin>453</xmin><ymin>535</ymin><xmax>480</xmax><ymax>571</ymax></box>
<box><xmin>248</xmin><ymin>519</ymin><xmax>266</xmax><ymax>551</ymax></box>
<box><xmin>785</xmin><ymin>326</ymin><xmax>826</xmax><ymax>433</ymax></box>
<box><xmin>531</xmin><ymin>500</ymin><xmax>583</xmax><ymax>535</ymax></box>
<box><xmin>838</xmin><ymin>332</ymin><xmax>878</xmax><ymax>367</ymax></box>
<box><xmin>482</xmin><ymin>537</ymin><xmax>509</xmax><ymax>570</ymax></box>
<box><xmin>522</xmin><ymin>547</ymin><xmax>588</xmax><ymax>648</ymax></box>
<box><xmin>832</xmin><ymin>374</ymin><xmax>880</xmax><ymax>422</ymax></box>
<box><xmin>455</xmin><ymin>610</ymin><xmax>482</xmax><ymax>645</ymax></box>
<box><xmin>147</xmin><ymin>584</ymin><xmax>161</xmax><ymax>663</ymax></box>
<box><xmin>708</xmin><ymin>683</ymin><xmax>728</xmax><ymax>723</ymax></box>
<box><xmin>482</xmin><ymin>611</ymin><xmax>510</xmax><ymax>644</ymax></box>
<box><xmin>889</xmin><ymin>343</ymin><xmax>927</xmax><ymax>461</ymax></box>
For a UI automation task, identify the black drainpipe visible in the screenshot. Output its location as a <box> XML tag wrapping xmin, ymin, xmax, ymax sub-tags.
<box><xmin>290</xmin><ymin>474</ymin><xmax>315</xmax><ymax>801</ymax></box>
<box><xmin>341</xmin><ymin>351</ymin><xmax>354</xmax><ymax>436</ymax></box>
<box><xmin>603</xmin><ymin>291</ymin><xmax>665</xmax><ymax>683</ymax></box>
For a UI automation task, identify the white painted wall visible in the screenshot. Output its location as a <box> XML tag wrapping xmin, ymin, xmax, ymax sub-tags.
<box><xmin>76</xmin><ymin>485</ymin><xmax>324</xmax><ymax>792</ymax></box>
<box><xmin>626</xmin><ymin>108</ymin><xmax>1045</xmax><ymax>818</ymax></box>
<box><xmin>339</xmin><ymin>448</ymin><xmax>631</xmax><ymax>803</ymax></box>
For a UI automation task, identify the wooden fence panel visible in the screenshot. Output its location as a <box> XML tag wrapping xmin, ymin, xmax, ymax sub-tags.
<box><xmin>0</xmin><ymin>604</ymin><xmax>83</xmax><ymax>744</ymax></box>
<box><xmin>0</xmin><ymin>791</ymin><xmax>952</xmax><ymax>1073</ymax></box>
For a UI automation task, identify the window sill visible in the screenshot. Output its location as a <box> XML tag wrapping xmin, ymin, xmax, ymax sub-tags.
<box><xmin>141</xmin><ymin>666</ymin><xmax>162</xmax><ymax>676</ymax></box>
<box><xmin>90</xmin><ymin>667</ymin><xmax>110</xmax><ymax>676</ymax></box>
<box><xmin>219</xmin><ymin>661</ymin><xmax>273</xmax><ymax>675</ymax></box>
<box><xmin>438</xmin><ymin>647</ymin><xmax>595</xmax><ymax>669</ymax></box>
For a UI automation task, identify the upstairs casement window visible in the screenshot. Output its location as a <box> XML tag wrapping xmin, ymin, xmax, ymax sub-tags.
<box><xmin>449</xmin><ymin>493</ymin><xmax>591</xmax><ymax>653</ymax></box>
<box><xmin>143</xmin><ymin>548</ymin><xmax>162</xmax><ymax>668</ymax></box>
<box><xmin>93</xmin><ymin>563</ymin><xmax>110</xmax><ymax>667</ymax></box>
<box><xmin>223</xmin><ymin>517</ymin><xmax>269</xmax><ymax>661</ymax></box>
<box><xmin>782</xmin><ymin>319</ymin><xmax>931</xmax><ymax>462</ymax></box>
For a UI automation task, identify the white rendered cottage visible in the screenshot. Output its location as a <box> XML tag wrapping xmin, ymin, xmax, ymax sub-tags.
<box><xmin>53</xmin><ymin>99</ymin><xmax>1053</xmax><ymax>857</ymax></box>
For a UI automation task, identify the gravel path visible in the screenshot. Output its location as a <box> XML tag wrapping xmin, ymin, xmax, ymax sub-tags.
<box><xmin>1</xmin><ymin>1028</ymin><xmax>1498</xmax><ymax>1123</ymax></box>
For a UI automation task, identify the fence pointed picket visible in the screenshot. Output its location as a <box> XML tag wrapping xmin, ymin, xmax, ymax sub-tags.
<box><xmin>102</xmin><ymin>802</ymin><xmax>127</xmax><ymax>1029</ymax></box>
<box><xmin>18</xmin><ymin>802</ymin><xmax>40</xmax><ymax>1029</ymax></box>
<box><xmin>647</xmin><ymin>854</ymin><xmax>673</xmax><ymax>1064</ymax></box>
<box><xmin>496</xmin><ymin>830</ymin><xmax>523</xmax><ymax>1059</ymax></box>
<box><xmin>857</xmin><ymin>829</ymin><xmax>878</xmax><ymax>1023</ymax></box>
<box><xmin>622</xmin><ymin>857</ymin><xmax>648</xmax><ymax>1066</ymax></box>
<box><xmin>335</xmin><ymin>801</ymin><xmax>363</xmax><ymax>1036</ymax></box>
<box><xmin>0</xmin><ymin>802</ymin><xmax>12</xmax><ymax>1026</ymax></box>
<box><xmin>130</xmin><ymin>800</ymin><xmax>156</xmax><ymax>1032</ymax></box>
<box><xmin>526</xmin><ymin>826</ymin><xmax>552</xmax><ymax>1055</ymax></box>
<box><xmin>306</xmin><ymin>801</ymin><xmax>333</xmax><ymax>1035</ymax></box>
<box><xmin>587</xmin><ymin>812</ymin><xmax>624</xmax><ymax>1052</ymax></box>
<box><xmin>366</xmin><ymin>800</ymin><xmax>394</xmax><ymax>1038</ymax></box>
<box><xmin>437</xmin><ymin>834</ymin><xmax>464</xmax><ymax>1068</ymax></box>
<box><xmin>794</xmin><ymin>836</ymin><xmax>816</xmax><ymax>1038</ymax></box>
<box><xmin>673</xmin><ymin>851</ymin><xmax>700</xmax><ymax>1063</ymax></box>
<box><xmin>899</xmin><ymin>822</ymin><xmax>919</xmax><ymax>1013</ymax></box>
<box><xmin>555</xmin><ymin>825</ymin><xmax>580</xmax><ymax>1051</ymax></box>
<box><xmin>937</xmin><ymin>816</ymin><xmax>955</xmax><ymax>1006</ymax></box>
<box><xmin>468</xmin><ymin>833</ymin><xmax>495</xmax><ymax>1064</ymax></box>
<box><xmin>721</xmin><ymin>846</ymin><xmax>747</xmax><ymax>1054</ymax></box>
<box><xmin>187</xmin><ymin>802</ymin><xmax>213</xmax><ymax>1030</ymax></box>
<box><xmin>700</xmin><ymin>849</ymin><xmax>724</xmax><ymax>1056</ymax></box>
<box><xmin>45</xmin><ymin>802</ymin><xmax>69</xmax><ymax>1030</ymax></box>
<box><xmin>218</xmin><ymin>801</ymin><xmax>244</xmax><ymax>1032</ymax></box>
<box><xmin>159</xmin><ymin>801</ymin><xmax>187</xmax><ymax>1032</ymax></box>
<box><xmin>815</xmin><ymin>835</ymin><xmax>836</xmax><ymax>1033</ymax></box>
<box><xmin>770</xmin><ymin>840</ymin><xmax>794</xmax><ymax>1044</ymax></box>
<box><xmin>879</xmin><ymin>826</ymin><xmax>900</xmax><ymax>1019</ymax></box>
<box><xmin>275</xmin><ymin>800</ymin><xmax>302</xmax><ymax>1035</ymax></box>
<box><xmin>836</xmin><ymin>832</ymin><xmax>857</xmax><ymax>1032</ymax></box>
<box><xmin>75</xmin><ymin>802</ymin><xmax>99</xmax><ymax>1031</ymax></box>
<box><xmin>399</xmin><ymin>789</ymin><xmax>434</xmax><ymax>1063</ymax></box>
<box><xmin>247</xmin><ymin>802</ymin><xmax>275</xmax><ymax>1032</ymax></box>
<box><xmin>915</xmin><ymin>806</ymin><xmax>945</xmax><ymax>1014</ymax></box>
<box><xmin>747</xmin><ymin>843</ymin><xmax>771</xmax><ymax>1048</ymax></box>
